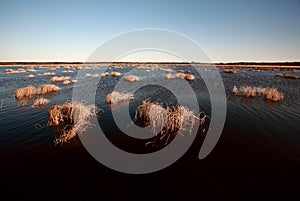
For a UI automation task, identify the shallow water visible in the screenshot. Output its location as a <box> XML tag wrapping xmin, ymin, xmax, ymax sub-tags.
<box><xmin>0</xmin><ymin>65</ymin><xmax>299</xmax><ymax>200</ymax></box>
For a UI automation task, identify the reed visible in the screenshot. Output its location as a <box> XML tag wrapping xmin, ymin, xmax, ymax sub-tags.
<box><xmin>111</xmin><ymin>72</ymin><xmax>121</xmax><ymax>77</ymax></box>
<box><xmin>123</xmin><ymin>75</ymin><xmax>139</xmax><ymax>82</ymax></box>
<box><xmin>176</xmin><ymin>73</ymin><xmax>186</xmax><ymax>79</ymax></box>
<box><xmin>48</xmin><ymin>102</ymin><xmax>97</xmax><ymax>144</ymax></box>
<box><xmin>185</xmin><ymin>74</ymin><xmax>195</xmax><ymax>81</ymax></box>
<box><xmin>165</xmin><ymin>73</ymin><xmax>176</xmax><ymax>79</ymax></box>
<box><xmin>234</xmin><ymin>86</ymin><xmax>284</xmax><ymax>102</ymax></box>
<box><xmin>106</xmin><ymin>91</ymin><xmax>134</xmax><ymax>104</ymax></box>
<box><xmin>37</xmin><ymin>84</ymin><xmax>60</xmax><ymax>95</ymax></box>
<box><xmin>33</xmin><ymin>98</ymin><xmax>50</xmax><ymax>107</ymax></box>
<box><xmin>63</xmin><ymin>80</ymin><xmax>71</xmax><ymax>85</ymax></box>
<box><xmin>224</xmin><ymin>69</ymin><xmax>237</xmax><ymax>74</ymax></box>
<box><xmin>101</xmin><ymin>72</ymin><xmax>110</xmax><ymax>77</ymax></box>
<box><xmin>135</xmin><ymin>101</ymin><xmax>207</xmax><ymax>146</ymax></box>
<box><xmin>27</xmin><ymin>74</ymin><xmax>35</xmax><ymax>78</ymax></box>
<box><xmin>15</xmin><ymin>85</ymin><xmax>37</xmax><ymax>100</ymax></box>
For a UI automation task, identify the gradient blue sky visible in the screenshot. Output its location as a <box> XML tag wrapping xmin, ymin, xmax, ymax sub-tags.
<box><xmin>0</xmin><ymin>0</ymin><xmax>300</xmax><ymax>62</ymax></box>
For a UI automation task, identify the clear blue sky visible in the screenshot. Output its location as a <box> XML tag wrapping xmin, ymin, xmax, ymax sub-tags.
<box><xmin>0</xmin><ymin>0</ymin><xmax>300</xmax><ymax>62</ymax></box>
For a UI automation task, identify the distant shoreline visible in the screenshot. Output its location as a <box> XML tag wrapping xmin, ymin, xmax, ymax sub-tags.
<box><xmin>1</xmin><ymin>61</ymin><xmax>300</xmax><ymax>69</ymax></box>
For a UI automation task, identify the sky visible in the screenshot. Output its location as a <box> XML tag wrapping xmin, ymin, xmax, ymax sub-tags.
<box><xmin>0</xmin><ymin>0</ymin><xmax>300</xmax><ymax>62</ymax></box>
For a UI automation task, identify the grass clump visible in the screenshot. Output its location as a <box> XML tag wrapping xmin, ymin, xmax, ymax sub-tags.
<box><xmin>135</xmin><ymin>101</ymin><xmax>208</xmax><ymax>146</ymax></box>
<box><xmin>15</xmin><ymin>85</ymin><xmax>37</xmax><ymax>100</ymax></box>
<box><xmin>123</xmin><ymin>75</ymin><xmax>139</xmax><ymax>82</ymax></box>
<box><xmin>185</xmin><ymin>74</ymin><xmax>195</xmax><ymax>81</ymax></box>
<box><xmin>48</xmin><ymin>102</ymin><xmax>98</xmax><ymax>144</ymax></box>
<box><xmin>37</xmin><ymin>84</ymin><xmax>60</xmax><ymax>95</ymax></box>
<box><xmin>33</xmin><ymin>98</ymin><xmax>50</xmax><ymax>107</ymax></box>
<box><xmin>224</xmin><ymin>69</ymin><xmax>237</xmax><ymax>74</ymax></box>
<box><xmin>106</xmin><ymin>91</ymin><xmax>134</xmax><ymax>104</ymax></box>
<box><xmin>111</xmin><ymin>72</ymin><xmax>121</xmax><ymax>77</ymax></box>
<box><xmin>232</xmin><ymin>86</ymin><xmax>284</xmax><ymax>102</ymax></box>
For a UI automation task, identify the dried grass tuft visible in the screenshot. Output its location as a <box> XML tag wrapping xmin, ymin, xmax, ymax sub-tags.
<box><xmin>33</xmin><ymin>98</ymin><xmax>50</xmax><ymax>107</ymax></box>
<box><xmin>165</xmin><ymin>73</ymin><xmax>176</xmax><ymax>79</ymax></box>
<box><xmin>101</xmin><ymin>72</ymin><xmax>110</xmax><ymax>77</ymax></box>
<box><xmin>135</xmin><ymin>101</ymin><xmax>208</xmax><ymax>146</ymax></box>
<box><xmin>27</xmin><ymin>74</ymin><xmax>35</xmax><ymax>78</ymax></box>
<box><xmin>37</xmin><ymin>84</ymin><xmax>60</xmax><ymax>95</ymax></box>
<box><xmin>176</xmin><ymin>73</ymin><xmax>186</xmax><ymax>79</ymax></box>
<box><xmin>234</xmin><ymin>86</ymin><xmax>284</xmax><ymax>102</ymax></box>
<box><xmin>111</xmin><ymin>72</ymin><xmax>121</xmax><ymax>77</ymax></box>
<box><xmin>123</xmin><ymin>75</ymin><xmax>139</xmax><ymax>82</ymax></box>
<box><xmin>106</xmin><ymin>91</ymin><xmax>134</xmax><ymax>104</ymax></box>
<box><xmin>63</xmin><ymin>80</ymin><xmax>71</xmax><ymax>85</ymax></box>
<box><xmin>224</xmin><ymin>69</ymin><xmax>237</xmax><ymax>74</ymax></box>
<box><xmin>15</xmin><ymin>85</ymin><xmax>37</xmax><ymax>100</ymax></box>
<box><xmin>48</xmin><ymin>102</ymin><xmax>98</xmax><ymax>144</ymax></box>
<box><xmin>185</xmin><ymin>74</ymin><xmax>195</xmax><ymax>81</ymax></box>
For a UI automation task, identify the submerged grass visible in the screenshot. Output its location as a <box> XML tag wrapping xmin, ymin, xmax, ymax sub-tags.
<box><xmin>232</xmin><ymin>86</ymin><xmax>284</xmax><ymax>101</ymax></box>
<box><xmin>135</xmin><ymin>101</ymin><xmax>208</xmax><ymax>146</ymax></box>
<box><xmin>15</xmin><ymin>85</ymin><xmax>37</xmax><ymax>100</ymax></box>
<box><xmin>48</xmin><ymin>102</ymin><xmax>98</xmax><ymax>144</ymax></box>
<box><xmin>106</xmin><ymin>91</ymin><xmax>134</xmax><ymax>104</ymax></box>
<box><xmin>37</xmin><ymin>84</ymin><xmax>60</xmax><ymax>95</ymax></box>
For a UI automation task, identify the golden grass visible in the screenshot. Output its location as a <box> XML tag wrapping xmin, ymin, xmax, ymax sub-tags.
<box><xmin>15</xmin><ymin>85</ymin><xmax>37</xmax><ymax>100</ymax></box>
<box><xmin>42</xmin><ymin>72</ymin><xmax>55</xmax><ymax>76</ymax></box>
<box><xmin>135</xmin><ymin>101</ymin><xmax>208</xmax><ymax>146</ymax></box>
<box><xmin>27</xmin><ymin>74</ymin><xmax>35</xmax><ymax>78</ymax></box>
<box><xmin>26</xmin><ymin>68</ymin><xmax>36</xmax><ymax>72</ymax></box>
<box><xmin>111</xmin><ymin>71</ymin><xmax>121</xmax><ymax>77</ymax></box>
<box><xmin>63</xmin><ymin>80</ymin><xmax>71</xmax><ymax>85</ymax></box>
<box><xmin>123</xmin><ymin>75</ymin><xmax>139</xmax><ymax>82</ymax></box>
<box><xmin>106</xmin><ymin>91</ymin><xmax>134</xmax><ymax>104</ymax></box>
<box><xmin>233</xmin><ymin>86</ymin><xmax>284</xmax><ymax>101</ymax></box>
<box><xmin>275</xmin><ymin>73</ymin><xmax>298</xmax><ymax>79</ymax></box>
<box><xmin>101</xmin><ymin>72</ymin><xmax>110</xmax><ymax>77</ymax></box>
<box><xmin>232</xmin><ymin>86</ymin><xmax>238</xmax><ymax>95</ymax></box>
<box><xmin>165</xmin><ymin>73</ymin><xmax>176</xmax><ymax>79</ymax></box>
<box><xmin>37</xmin><ymin>84</ymin><xmax>60</xmax><ymax>95</ymax></box>
<box><xmin>185</xmin><ymin>74</ymin><xmax>195</xmax><ymax>81</ymax></box>
<box><xmin>176</xmin><ymin>73</ymin><xmax>186</xmax><ymax>79</ymax></box>
<box><xmin>48</xmin><ymin>102</ymin><xmax>98</xmax><ymax>144</ymax></box>
<box><xmin>224</xmin><ymin>69</ymin><xmax>237</xmax><ymax>74</ymax></box>
<box><xmin>33</xmin><ymin>98</ymin><xmax>50</xmax><ymax>107</ymax></box>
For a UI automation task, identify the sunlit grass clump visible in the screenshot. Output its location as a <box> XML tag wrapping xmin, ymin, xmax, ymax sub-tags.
<box><xmin>232</xmin><ymin>86</ymin><xmax>284</xmax><ymax>102</ymax></box>
<box><xmin>123</xmin><ymin>75</ymin><xmax>139</xmax><ymax>82</ymax></box>
<box><xmin>135</xmin><ymin>101</ymin><xmax>208</xmax><ymax>146</ymax></box>
<box><xmin>111</xmin><ymin>71</ymin><xmax>121</xmax><ymax>77</ymax></box>
<box><xmin>37</xmin><ymin>84</ymin><xmax>60</xmax><ymax>95</ymax></box>
<box><xmin>48</xmin><ymin>102</ymin><xmax>98</xmax><ymax>144</ymax></box>
<box><xmin>106</xmin><ymin>91</ymin><xmax>134</xmax><ymax>104</ymax></box>
<box><xmin>15</xmin><ymin>85</ymin><xmax>37</xmax><ymax>99</ymax></box>
<box><xmin>33</xmin><ymin>98</ymin><xmax>50</xmax><ymax>107</ymax></box>
<box><xmin>224</xmin><ymin>69</ymin><xmax>237</xmax><ymax>74</ymax></box>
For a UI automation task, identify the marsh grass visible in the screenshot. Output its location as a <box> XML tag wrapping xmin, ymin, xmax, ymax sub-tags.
<box><xmin>106</xmin><ymin>91</ymin><xmax>134</xmax><ymax>104</ymax></box>
<box><xmin>37</xmin><ymin>84</ymin><xmax>60</xmax><ymax>95</ymax></box>
<box><xmin>48</xmin><ymin>102</ymin><xmax>98</xmax><ymax>144</ymax></box>
<box><xmin>185</xmin><ymin>74</ymin><xmax>195</xmax><ymax>81</ymax></box>
<box><xmin>111</xmin><ymin>72</ymin><xmax>121</xmax><ymax>77</ymax></box>
<box><xmin>32</xmin><ymin>98</ymin><xmax>50</xmax><ymax>107</ymax></box>
<box><xmin>135</xmin><ymin>101</ymin><xmax>208</xmax><ymax>147</ymax></box>
<box><xmin>123</xmin><ymin>75</ymin><xmax>139</xmax><ymax>82</ymax></box>
<box><xmin>224</xmin><ymin>69</ymin><xmax>237</xmax><ymax>74</ymax></box>
<box><xmin>15</xmin><ymin>85</ymin><xmax>37</xmax><ymax>99</ymax></box>
<box><xmin>233</xmin><ymin>86</ymin><xmax>284</xmax><ymax>101</ymax></box>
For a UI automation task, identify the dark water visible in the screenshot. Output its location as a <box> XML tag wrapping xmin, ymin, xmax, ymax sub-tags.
<box><xmin>0</xmin><ymin>66</ymin><xmax>299</xmax><ymax>200</ymax></box>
